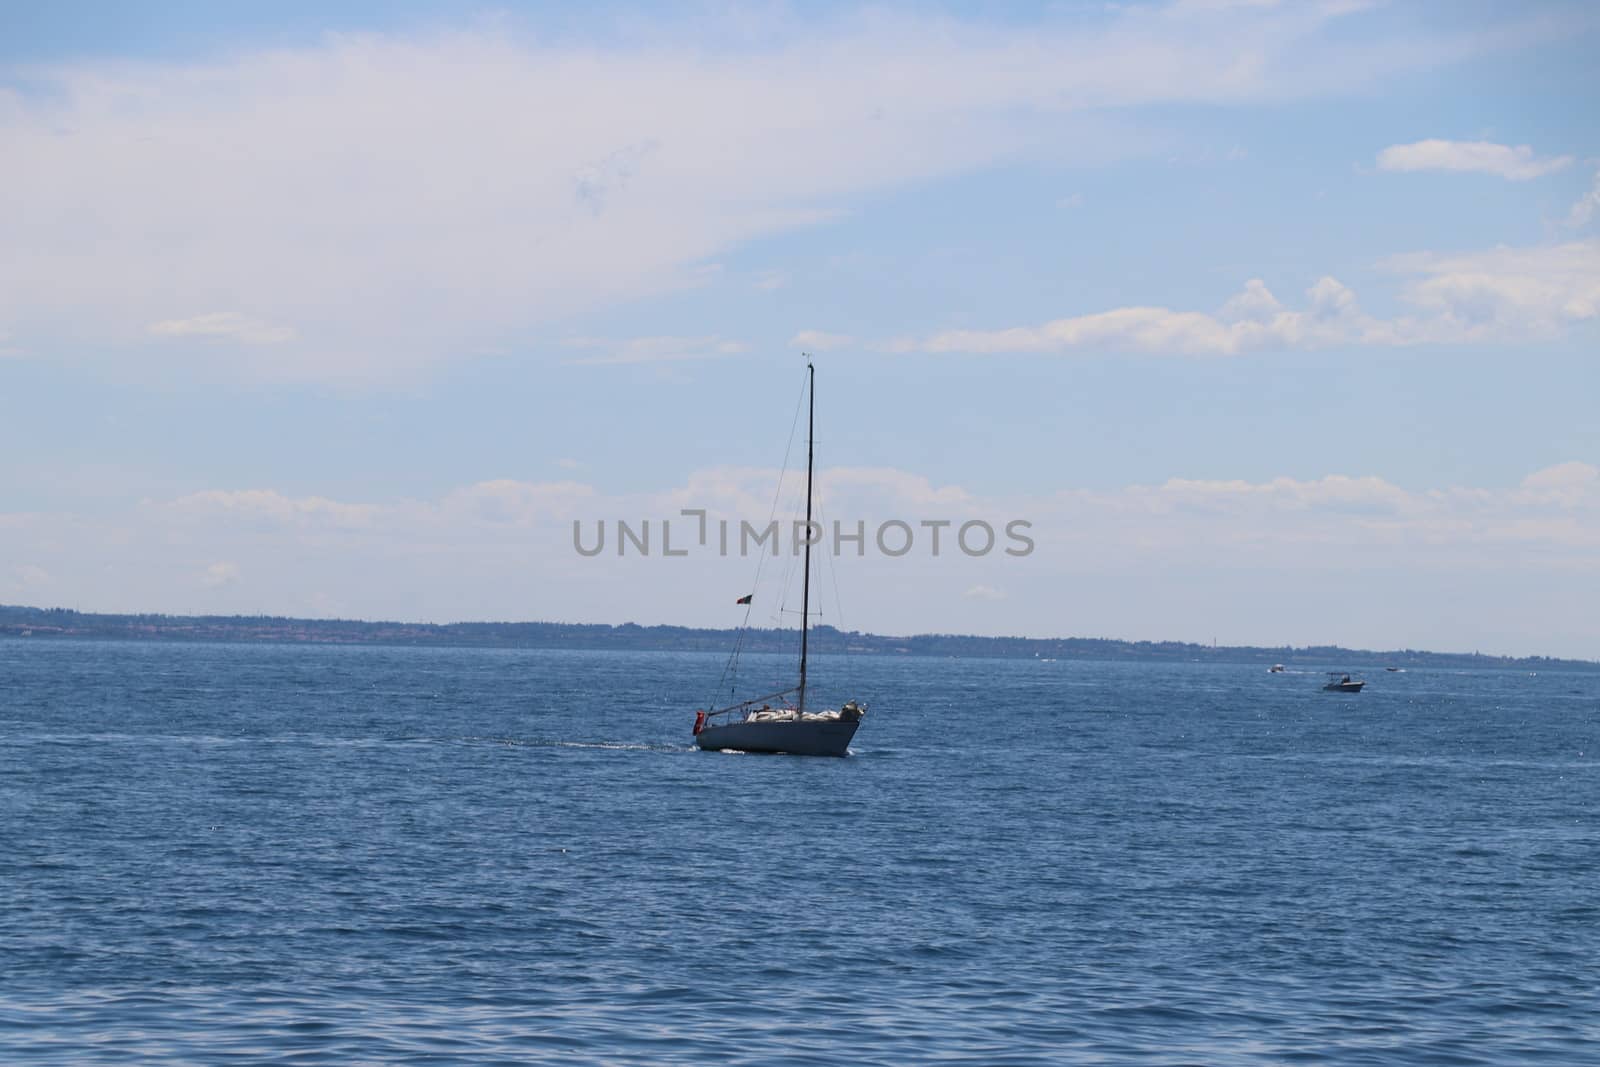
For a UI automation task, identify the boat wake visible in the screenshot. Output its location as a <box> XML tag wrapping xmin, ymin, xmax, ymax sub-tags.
<box><xmin>487</xmin><ymin>737</ymin><xmax>696</xmax><ymax>754</ymax></box>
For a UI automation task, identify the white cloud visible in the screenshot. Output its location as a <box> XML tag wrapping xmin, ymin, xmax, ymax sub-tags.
<box><xmin>1522</xmin><ymin>461</ymin><xmax>1598</xmax><ymax>491</ymax></box>
<box><xmin>149</xmin><ymin>460</ymin><xmax>1600</xmax><ymax>550</ymax></box>
<box><xmin>202</xmin><ymin>561</ymin><xmax>240</xmax><ymax>587</ymax></box>
<box><xmin>820</xmin><ymin>467</ymin><xmax>974</xmax><ymax>508</ymax></box>
<box><xmin>0</xmin><ymin>4</ymin><xmax>1483</xmax><ymax>382</ymax></box>
<box><xmin>1568</xmin><ymin>168</ymin><xmax>1600</xmax><ymax>229</ymax></box>
<box><xmin>1050</xmin><ymin>463</ymin><xmax>1600</xmax><ymax>556</ymax></box>
<box><xmin>908</xmin><ymin>274</ymin><xmax>1366</xmax><ymax>355</ymax></box>
<box><xmin>644</xmin><ymin>464</ymin><xmax>974</xmax><ymax>525</ymax></box>
<box><xmin>166</xmin><ymin>489</ymin><xmax>378</xmax><ymax>528</ymax></box>
<box><xmin>901</xmin><ymin>240</ymin><xmax>1600</xmax><ymax>355</ymax></box>
<box><xmin>4</xmin><ymin>460</ymin><xmax>1597</xmax><ymax>653</ymax></box>
<box><xmin>1376</xmin><ymin>139</ymin><xmax>1573</xmax><ymax>180</ymax></box>
<box><xmin>439</xmin><ymin>480</ymin><xmax>596</xmax><ymax>525</ymax></box>
<box><xmin>149</xmin><ymin>312</ymin><xmax>296</xmax><ymax>345</ymax></box>
<box><xmin>167</xmin><ymin>481</ymin><xmax>598</xmax><ymax>532</ymax></box>
<box><xmin>14</xmin><ymin>564</ymin><xmax>51</xmax><ymax>588</ymax></box>
<box><xmin>789</xmin><ymin>330</ymin><xmax>854</xmax><ymax>352</ymax></box>
<box><xmin>1126</xmin><ymin>473</ymin><xmax>1419</xmax><ymax>517</ymax></box>
<box><xmin>1387</xmin><ymin>240</ymin><xmax>1600</xmax><ymax>340</ymax></box>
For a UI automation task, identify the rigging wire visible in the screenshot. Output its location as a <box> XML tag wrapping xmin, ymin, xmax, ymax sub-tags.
<box><xmin>815</xmin><ymin>472</ymin><xmax>848</xmax><ymax>639</ymax></box>
<box><xmin>708</xmin><ymin>366</ymin><xmax>809</xmax><ymax>709</ymax></box>
<box><xmin>772</xmin><ymin>464</ymin><xmax>809</xmax><ymax>676</ymax></box>
<box><xmin>809</xmin><ymin>469</ymin><xmax>850</xmax><ymax>712</ymax></box>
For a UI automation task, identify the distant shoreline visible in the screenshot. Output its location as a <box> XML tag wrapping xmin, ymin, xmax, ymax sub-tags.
<box><xmin>2</xmin><ymin>603</ymin><xmax>1592</xmax><ymax>671</ymax></box>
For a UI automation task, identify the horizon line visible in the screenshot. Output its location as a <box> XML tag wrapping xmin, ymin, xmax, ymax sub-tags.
<box><xmin>1</xmin><ymin>602</ymin><xmax>1592</xmax><ymax>668</ymax></box>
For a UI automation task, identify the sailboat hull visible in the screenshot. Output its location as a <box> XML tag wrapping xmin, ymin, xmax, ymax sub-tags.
<box><xmin>695</xmin><ymin>718</ymin><xmax>859</xmax><ymax>757</ymax></box>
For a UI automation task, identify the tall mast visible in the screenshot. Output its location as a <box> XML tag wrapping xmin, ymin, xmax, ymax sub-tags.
<box><xmin>798</xmin><ymin>361</ymin><xmax>815</xmax><ymax>714</ymax></box>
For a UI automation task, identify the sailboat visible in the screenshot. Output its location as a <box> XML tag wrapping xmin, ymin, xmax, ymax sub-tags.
<box><xmin>692</xmin><ymin>363</ymin><xmax>867</xmax><ymax>757</ymax></box>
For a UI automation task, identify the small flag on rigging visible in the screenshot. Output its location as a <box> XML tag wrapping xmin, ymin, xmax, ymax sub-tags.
<box><xmin>735</xmin><ymin>594</ymin><xmax>753</xmax><ymax>605</ymax></box>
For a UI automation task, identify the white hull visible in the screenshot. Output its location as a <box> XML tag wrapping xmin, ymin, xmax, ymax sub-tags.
<box><xmin>696</xmin><ymin>717</ymin><xmax>859</xmax><ymax>757</ymax></box>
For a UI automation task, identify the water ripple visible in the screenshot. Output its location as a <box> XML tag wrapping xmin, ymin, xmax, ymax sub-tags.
<box><xmin>2</xmin><ymin>640</ymin><xmax>1597</xmax><ymax>1063</ymax></box>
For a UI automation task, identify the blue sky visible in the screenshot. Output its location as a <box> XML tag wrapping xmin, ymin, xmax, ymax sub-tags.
<box><xmin>2</xmin><ymin>1</ymin><xmax>1597</xmax><ymax>656</ymax></box>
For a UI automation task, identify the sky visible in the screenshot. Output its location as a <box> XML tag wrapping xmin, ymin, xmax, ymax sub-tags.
<box><xmin>1</xmin><ymin>0</ymin><xmax>1597</xmax><ymax>658</ymax></box>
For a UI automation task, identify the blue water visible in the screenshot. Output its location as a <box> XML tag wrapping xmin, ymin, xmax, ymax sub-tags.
<box><xmin>2</xmin><ymin>639</ymin><xmax>1597</xmax><ymax>1065</ymax></box>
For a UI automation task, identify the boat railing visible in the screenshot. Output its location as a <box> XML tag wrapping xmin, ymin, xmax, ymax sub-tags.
<box><xmin>704</xmin><ymin>687</ymin><xmax>801</xmax><ymax>723</ymax></box>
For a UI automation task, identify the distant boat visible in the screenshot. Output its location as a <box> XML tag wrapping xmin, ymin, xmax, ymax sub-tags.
<box><xmin>1269</xmin><ymin>664</ymin><xmax>1285</xmax><ymax>673</ymax></box>
<box><xmin>1324</xmin><ymin>673</ymin><xmax>1365</xmax><ymax>693</ymax></box>
<box><xmin>692</xmin><ymin>363</ymin><xmax>866</xmax><ymax>757</ymax></box>
<box><xmin>1385</xmin><ymin>667</ymin><xmax>1404</xmax><ymax>673</ymax></box>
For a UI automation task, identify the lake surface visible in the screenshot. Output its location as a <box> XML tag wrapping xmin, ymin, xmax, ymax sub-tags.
<box><xmin>2</xmin><ymin>639</ymin><xmax>1597</xmax><ymax>1064</ymax></box>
